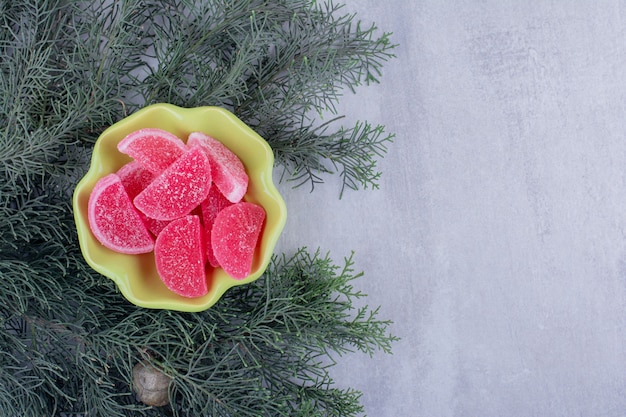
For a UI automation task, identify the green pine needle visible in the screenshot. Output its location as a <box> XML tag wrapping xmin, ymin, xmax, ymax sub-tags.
<box><xmin>0</xmin><ymin>0</ymin><xmax>398</xmax><ymax>415</ymax></box>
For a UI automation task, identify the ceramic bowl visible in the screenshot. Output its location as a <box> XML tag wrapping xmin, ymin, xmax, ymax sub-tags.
<box><xmin>73</xmin><ymin>104</ymin><xmax>287</xmax><ymax>312</ymax></box>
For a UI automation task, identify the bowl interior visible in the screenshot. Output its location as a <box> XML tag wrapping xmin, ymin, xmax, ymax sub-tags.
<box><xmin>73</xmin><ymin>104</ymin><xmax>287</xmax><ymax>312</ymax></box>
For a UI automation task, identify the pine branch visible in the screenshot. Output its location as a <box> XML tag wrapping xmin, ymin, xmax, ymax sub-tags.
<box><xmin>0</xmin><ymin>249</ymin><xmax>397</xmax><ymax>416</ymax></box>
<box><xmin>270</xmin><ymin>118</ymin><xmax>394</xmax><ymax>196</ymax></box>
<box><xmin>0</xmin><ymin>0</ymin><xmax>398</xmax><ymax>415</ymax></box>
<box><xmin>65</xmin><ymin>0</ymin><xmax>397</xmax><ymax>193</ymax></box>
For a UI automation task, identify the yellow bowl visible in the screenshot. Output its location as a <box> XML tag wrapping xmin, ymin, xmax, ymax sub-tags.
<box><xmin>73</xmin><ymin>104</ymin><xmax>287</xmax><ymax>312</ymax></box>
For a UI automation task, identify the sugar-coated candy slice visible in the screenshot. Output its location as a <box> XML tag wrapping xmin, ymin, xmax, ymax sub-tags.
<box><xmin>87</xmin><ymin>173</ymin><xmax>154</xmax><ymax>254</ymax></box>
<box><xmin>117</xmin><ymin>128</ymin><xmax>187</xmax><ymax>174</ymax></box>
<box><xmin>116</xmin><ymin>161</ymin><xmax>155</xmax><ymax>198</ymax></box>
<box><xmin>200</xmin><ymin>184</ymin><xmax>234</xmax><ymax>267</ymax></box>
<box><xmin>134</xmin><ymin>146</ymin><xmax>212</xmax><ymax>221</ymax></box>
<box><xmin>211</xmin><ymin>202</ymin><xmax>265</xmax><ymax>279</ymax></box>
<box><xmin>187</xmin><ymin>132</ymin><xmax>249</xmax><ymax>203</ymax></box>
<box><xmin>143</xmin><ymin>217</ymin><xmax>171</xmax><ymax>237</ymax></box>
<box><xmin>154</xmin><ymin>215</ymin><xmax>207</xmax><ymax>298</ymax></box>
<box><xmin>117</xmin><ymin>161</ymin><xmax>170</xmax><ymax>236</ymax></box>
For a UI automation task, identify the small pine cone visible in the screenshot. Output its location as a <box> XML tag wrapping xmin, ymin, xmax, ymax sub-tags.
<box><xmin>132</xmin><ymin>361</ymin><xmax>172</xmax><ymax>407</ymax></box>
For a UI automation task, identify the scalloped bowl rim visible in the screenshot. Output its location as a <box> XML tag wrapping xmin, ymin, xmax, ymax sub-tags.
<box><xmin>73</xmin><ymin>104</ymin><xmax>287</xmax><ymax>312</ymax></box>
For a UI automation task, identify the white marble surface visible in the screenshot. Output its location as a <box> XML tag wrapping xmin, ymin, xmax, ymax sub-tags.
<box><xmin>276</xmin><ymin>2</ymin><xmax>626</xmax><ymax>416</ymax></box>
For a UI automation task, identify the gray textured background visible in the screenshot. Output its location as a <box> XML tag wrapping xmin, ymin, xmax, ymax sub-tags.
<box><xmin>276</xmin><ymin>2</ymin><xmax>626</xmax><ymax>416</ymax></box>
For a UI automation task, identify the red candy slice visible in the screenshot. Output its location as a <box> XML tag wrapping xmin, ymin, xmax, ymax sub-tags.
<box><xmin>211</xmin><ymin>202</ymin><xmax>265</xmax><ymax>279</ymax></box>
<box><xmin>117</xmin><ymin>128</ymin><xmax>187</xmax><ymax>174</ymax></box>
<box><xmin>154</xmin><ymin>215</ymin><xmax>207</xmax><ymax>298</ymax></box>
<box><xmin>143</xmin><ymin>217</ymin><xmax>172</xmax><ymax>237</ymax></box>
<box><xmin>200</xmin><ymin>184</ymin><xmax>234</xmax><ymax>267</ymax></box>
<box><xmin>87</xmin><ymin>173</ymin><xmax>154</xmax><ymax>254</ymax></box>
<box><xmin>116</xmin><ymin>161</ymin><xmax>155</xmax><ymax>198</ymax></box>
<box><xmin>117</xmin><ymin>161</ymin><xmax>171</xmax><ymax>236</ymax></box>
<box><xmin>134</xmin><ymin>146</ymin><xmax>212</xmax><ymax>221</ymax></box>
<box><xmin>187</xmin><ymin>132</ymin><xmax>249</xmax><ymax>203</ymax></box>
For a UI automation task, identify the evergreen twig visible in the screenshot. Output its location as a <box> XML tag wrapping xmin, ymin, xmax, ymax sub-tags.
<box><xmin>0</xmin><ymin>0</ymin><xmax>398</xmax><ymax>415</ymax></box>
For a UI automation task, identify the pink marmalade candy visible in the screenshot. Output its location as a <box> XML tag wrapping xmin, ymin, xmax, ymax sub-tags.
<box><xmin>187</xmin><ymin>132</ymin><xmax>249</xmax><ymax>203</ymax></box>
<box><xmin>211</xmin><ymin>202</ymin><xmax>265</xmax><ymax>279</ymax></box>
<box><xmin>154</xmin><ymin>215</ymin><xmax>207</xmax><ymax>298</ymax></box>
<box><xmin>134</xmin><ymin>146</ymin><xmax>212</xmax><ymax>221</ymax></box>
<box><xmin>117</xmin><ymin>161</ymin><xmax>171</xmax><ymax>236</ymax></box>
<box><xmin>117</xmin><ymin>128</ymin><xmax>187</xmax><ymax>174</ymax></box>
<box><xmin>143</xmin><ymin>217</ymin><xmax>171</xmax><ymax>237</ymax></box>
<box><xmin>87</xmin><ymin>173</ymin><xmax>154</xmax><ymax>254</ymax></box>
<box><xmin>116</xmin><ymin>161</ymin><xmax>155</xmax><ymax>198</ymax></box>
<box><xmin>200</xmin><ymin>184</ymin><xmax>234</xmax><ymax>267</ymax></box>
